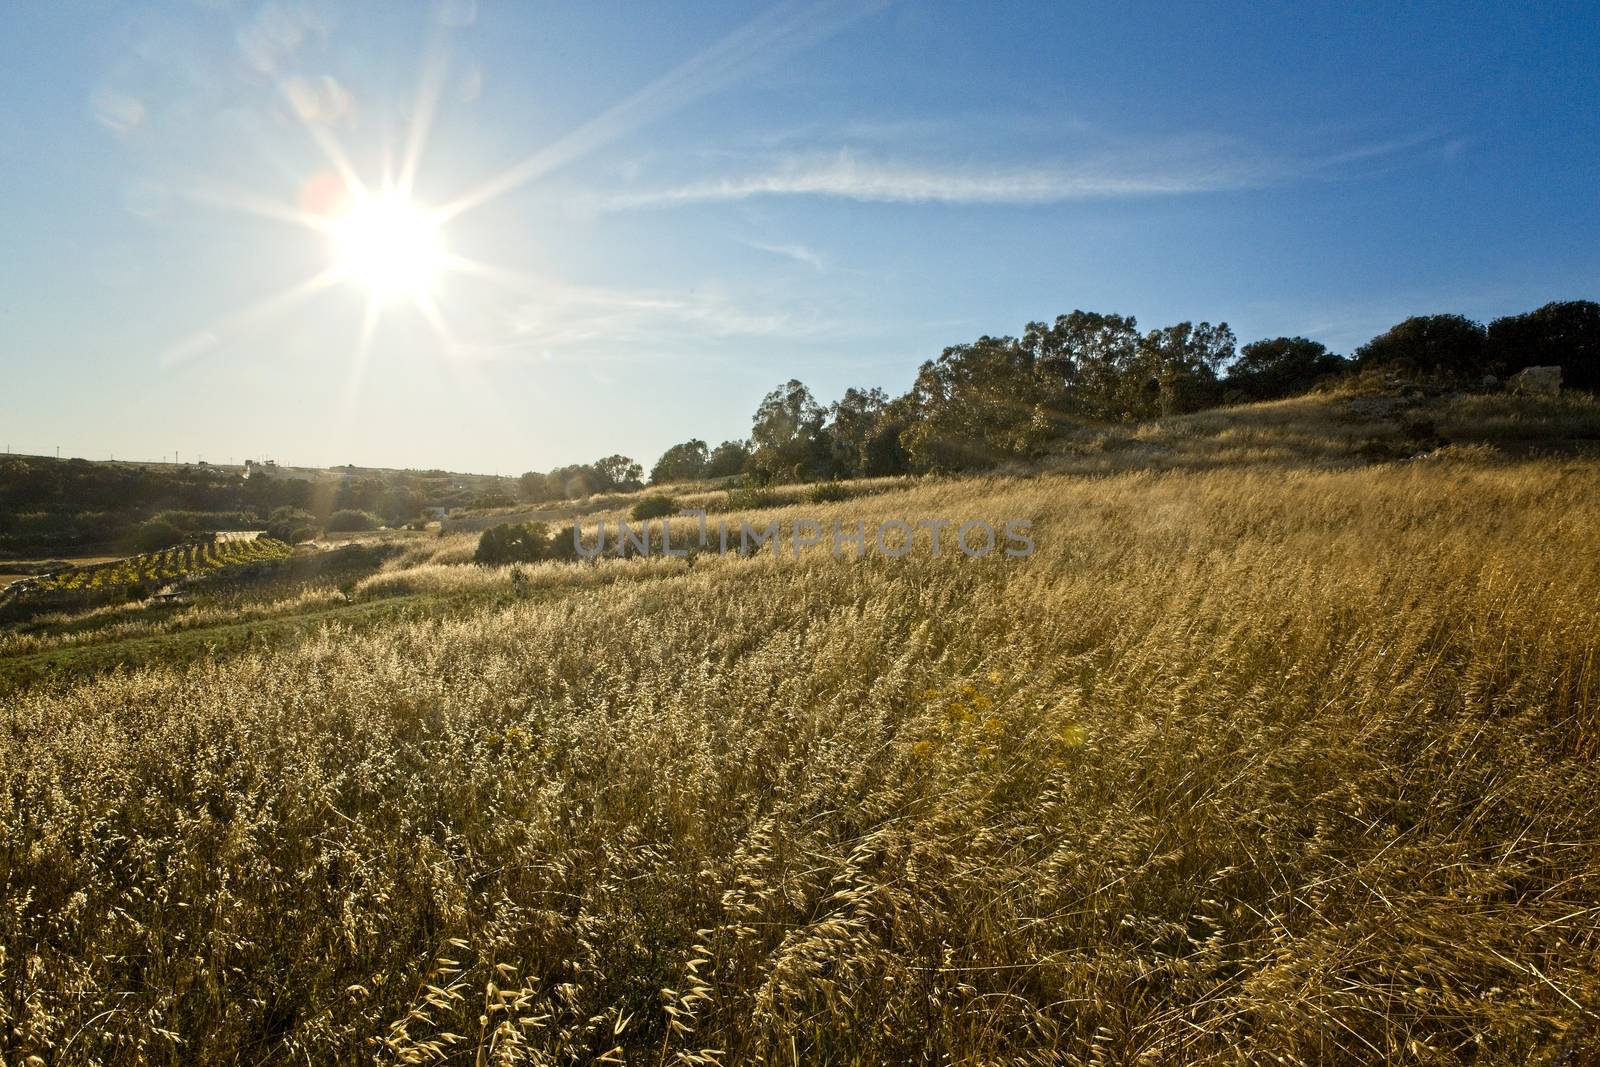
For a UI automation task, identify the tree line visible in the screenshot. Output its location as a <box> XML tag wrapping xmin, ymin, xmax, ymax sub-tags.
<box><xmin>0</xmin><ymin>459</ymin><xmax>518</xmax><ymax>553</ymax></box>
<box><xmin>509</xmin><ymin>298</ymin><xmax>1596</xmax><ymax>495</ymax></box>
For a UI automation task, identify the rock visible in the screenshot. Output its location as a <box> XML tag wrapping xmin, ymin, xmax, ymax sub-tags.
<box><xmin>1508</xmin><ymin>365</ymin><xmax>1562</xmax><ymax>397</ymax></box>
<box><xmin>1480</xmin><ymin>374</ymin><xmax>1499</xmax><ymax>387</ymax></box>
<box><xmin>1347</xmin><ymin>396</ymin><xmax>1405</xmax><ymax>419</ymax></box>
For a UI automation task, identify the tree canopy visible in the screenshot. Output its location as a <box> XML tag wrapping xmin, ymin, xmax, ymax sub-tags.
<box><xmin>1354</xmin><ymin>315</ymin><xmax>1486</xmax><ymax>377</ymax></box>
<box><xmin>619</xmin><ymin>297</ymin><xmax>1594</xmax><ymax>488</ymax></box>
<box><xmin>1486</xmin><ymin>300</ymin><xmax>1600</xmax><ymax>390</ymax></box>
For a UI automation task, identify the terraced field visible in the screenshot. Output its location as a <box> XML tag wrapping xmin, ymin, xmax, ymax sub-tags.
<box><xmin>25</xmin><ymin>537</ymin><xmax>293</xmax><ymax>593</ymax></box>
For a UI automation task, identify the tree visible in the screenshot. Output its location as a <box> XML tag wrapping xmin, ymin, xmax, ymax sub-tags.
<box><xmin>751</xmin><ymin>380</ymin><xmax>826</xmax><ymax>451</ymax></box>
<box><xmin>1486</xmin><ymin>300</ymin><xmax>1600</xmax><ymax>391</ymax></box>
<box><xmin>705</xmin><ymin>440</ymin><xmax>752</xmax><ymax>479</ymax></box>
<box><xmin>475</xmin><ymin>521</ymin><xmax>550</xmax><ymax>565</ymax></box>
<box><xmin>750</xmin><ymin>380</ymin><xmax>829</xmax><ymax>483</ymax></box>
<box><xmin>859</xmin><ymin>394</ymin><xmax>914</xmax><ymax>476</ymax></box>
<box><xmin>132</xmin><ymin>518</ymin><xmax>183</xmax><ymax>553</ymax></box>
<box><xmin>1354</xmin><ymin>315</ymin><xmax>1487</xmax><ymax>378</ymax></box>
<box><xmin>517</xmin><ymin>471</ymin><xmax>552</xmax><ymax>503</ymax></box>
<box><xmin>650</xmin><ymin>439</ymin><xmax>709</xmax><ymax>484</ymax></box>
<box><xmin>900</xmin><ymin>336</ymin><xmax>1042</xmax><ymax>471</ymax></box>
<box><xmin>325</xmin><ymin>509</ymin><xmax>381</xmax><ymax>533</ymax></box>
<box><xmin>591</xmin><ymin>455</ymin><xmax>644</xmax><ymax>492</ymax></box>
<box><xmin>1225</xmin><ymin>337</ymin><xmax>1347</xmax><ymax>401</ymax></box>
<box><xmin>1026</xmin><ymin>311</ymin><xmax>1143</xmax><ymax>422</ymax></box>
<box><xmin>1136</xmin><ymin>321</ymin><xmax>1234</xmax><ymax>417</ymax></box>
<box><xmin>265</xmin><ymin>507</ymin><xmax>317</xmax><ymax>544</ymax></box>
<box><xmin>547</xmin><ymin>465</ymin><xmax>597</xmax><ymax>500</ymax></box>
<box><xmin>379</xmin><ymin>485</ymin><xmax>423</xmax><ymax>527</ymax></box>
<box><xmin>469</xmin><ymin>490</ymin><xmax>516</xmax><ymax>510</ymax></box>
<box><xmin>825</xmin><ymin>387</ymin><xmax>890</xmax><ymax>478</ymax></box>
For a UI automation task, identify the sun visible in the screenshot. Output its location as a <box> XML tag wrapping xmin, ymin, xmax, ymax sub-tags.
<box><xmin>329</xmin><ymin>188</ymin><xmax>446</xmax><ymax>302</ymax></box>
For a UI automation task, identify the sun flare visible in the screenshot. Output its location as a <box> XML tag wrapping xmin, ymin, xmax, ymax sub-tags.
<box><xmin>329</xmin><ymin>189</ymin><xmax>446</xmax><ymax>302</ymax></box>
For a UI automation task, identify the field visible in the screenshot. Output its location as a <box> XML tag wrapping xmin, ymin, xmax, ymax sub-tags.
<box><xmin>0</xmin><ymin>556</ymin><xmax>125</xmax><ymax>575</ymax></box>
<box><xmin>8</xmin><ymin>537</ymin><xmax>290</xmax><ymax>597</ymax></box>
<box><xmin>2</xmin><ymin>393</ymin><xmax>1599</xmax><ymax>1063</ymax></box>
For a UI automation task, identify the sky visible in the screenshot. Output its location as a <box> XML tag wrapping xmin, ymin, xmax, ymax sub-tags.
<box><xmin>1</xmin><ymin>1</ymin><xmax>1597</xmax><ymax>475</ymax></box>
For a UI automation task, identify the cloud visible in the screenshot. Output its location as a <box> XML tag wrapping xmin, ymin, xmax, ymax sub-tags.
<box><xmin>281</xmin><ymin>74</ymin><xmax>354</xmax><ymax>126</ymax></box>
<box><xmin>236</xmin><ymin>2</ymin><xmax>329</xmax><ymax>75</ymax></box>
<box><xmin>438</xmin><ymin>0</ymin><xmax>890</xmax><ymax>221</ymax></box>
<box><xmin>90</xmin><ymin>88</ymin><xmax>147</xmax><ymax>135</ymax></box>
<box><xmin>604</xmin><ymin>136</ymin><xmax>1437</xmax><ymax>210</ymax></box>
<box><xmin>607</xmin><ymin>147</ymin><xmax>1264</xmax><ymax>208</ymax></box>
<box><xmin>744</xmin><ymin>240</ymin><xmax>827</xmax><ymax>271</ymax></box>
<box><xmin>477</xmin><ymin>281</ymin><xmax>805</xmax><ymax>361</ymax></box>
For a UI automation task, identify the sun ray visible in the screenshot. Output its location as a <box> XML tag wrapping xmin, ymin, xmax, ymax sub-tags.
<box><xmin>410</xmin><ymin>288</ymin><xmax>515</xmax><ymax>434</ymax></box>
<box><xmin>340</xmin><ymin>293</ymin><xmax>384</xmax><ymax>419</ymax></box>
<box><xmin>436</xmin><ymin>251</ymin><xmax>560</xmax><ymax>295</ymax></box>
<box><xmin>162</xmin><ymin>264</ymin><xmax>346</xmax><ymax>368</ymax></box>
<box><xmin>276</xmin><ymin>79</ymin><xmax>367</xmax><ymax>199</ymax></box>
<box><xmin>398</xmin><ymin>49</ymin><xmax>450</xmax><ymax>199</ymax></box>
<box><xmin>436</xmin><ymin>0</ymin><xmax>883</xmax><ymax>223</ymax></box>
<box><xmin>183</xmin><ymin>181</ymin><xmax>336</xmax><ymax>234</ymax></box>
<box><xmin>412</xmin><ymin>290</ymin><xmax>460</xmax><ymax>358</ymax></box>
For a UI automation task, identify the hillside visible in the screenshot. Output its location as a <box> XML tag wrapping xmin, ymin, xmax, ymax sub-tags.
<box><xmin>1</xmin><ymin>391</ymin><xmax>1598</xmax><ymax>1063</ymax></box>
<box><xmin>0</xmin><ymin>454</ymin><xmax>520</xmax><ymax>558</ymax></box>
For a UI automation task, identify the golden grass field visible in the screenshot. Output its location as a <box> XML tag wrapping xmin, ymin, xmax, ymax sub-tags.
<box><xmin>2</xmin><ymin>393</ymin><xmax>1600</xmax><ymax>1063</ymax></box>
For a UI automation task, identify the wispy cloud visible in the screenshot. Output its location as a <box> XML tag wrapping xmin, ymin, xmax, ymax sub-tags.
<box><xmin>509</xmin><ymin>284</ymin><xmax>796</xmax><ymax>346</ymax></box>
<box><xmin>450</xmin><ymin>279</ymin><xmax>814</xmax><ymax>364</ymax></box>
<box><xmin>438</xmin><ymin>0</ymin><xmax>891</xmax><ymax>222</ymax></box>
<box><xmin>604</xmin><ymin>135</ymin><xmax>1439</xmax><ymax>210</ymax></box>
<box><xmin>744</xmin><ymin>239</ymin><xmax>827</xmax><ymax>271</ymax></box>
<box><xmin>609</xmin><ymin>150</ymin><xmax>1246</xmax><ymax>208</ymax></box>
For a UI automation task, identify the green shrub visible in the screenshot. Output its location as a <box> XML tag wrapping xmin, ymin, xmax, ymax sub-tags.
<box><xmin>806</xmin><ymin>481</ymin><xmax>854</xmax><ymax>504</ymax></box>
<box><xmin>475</xmin><ymin>522</ymin><xmax>551</xmax><ymax>565</ymax></box>
<box><xmin>629</xmin><ymin>494</ymin><xmax>676</xmax><ymax>521</ymax></box>
<box><xmin>131</xmin><ymin>519</ymin><xmax>183</xmax><ymax>553</ymax></box>
<box><xmin>266</xmin><ymin>508</ymin><xmax>318</xmax><ymax>544</ymax></box>
<box><xmin>726</xmin><ymin>486</ymin><xmax>781</xmax><ymax>511</ymax></box>
<box><xmin>152</xmin><ymin>510</ymin><xmax>261</xmax><ymax>533</ymax></box>
<box><xmin>325</xmin><ymin>509</ymin><xmax>382</xmax><ymax>533</ymax></box>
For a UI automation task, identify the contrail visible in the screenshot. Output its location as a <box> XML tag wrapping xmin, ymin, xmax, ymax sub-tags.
<box><xmin>436</xmin><ymin>0</ymin><xmax>890</xmax><ymax>223</ymax></box>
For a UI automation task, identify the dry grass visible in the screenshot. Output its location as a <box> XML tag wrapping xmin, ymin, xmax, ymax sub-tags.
<box><xmin>1044</xmin><ymin>390</ymin><xmax>1600</xmax><ymax>477</ymax></box>
<box><xmin>2</xmin><ymin>432</ymin><xmax>1599</xmax><ymax>1063</ymax></box>
<box><xmin>0</xmin><ymin>584</ymin><xmax>353</xmax><ymax>658</ymax></box>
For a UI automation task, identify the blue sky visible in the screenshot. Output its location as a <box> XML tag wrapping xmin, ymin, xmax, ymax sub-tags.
<box><xmin>2</xmin><ymin>1</ymin><xmax>1596</xmax><ymax>474</ymax></box>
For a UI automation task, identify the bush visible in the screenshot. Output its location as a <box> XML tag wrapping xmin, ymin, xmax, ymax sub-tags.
<box><xmin>726</xmin><ymin>486</ymin><xmax>781</xmax><ymax>511</ymax></box>
<box><xmin>1354</xmin><ymin>315</ymin><xmax>1487</xmax><ymax>378</ymax></box>
<box><xmin>1225</xmin><ymin>337</ymin><xmax>1350</xmax><ymax>401</ymax></box>
<box><xmin>152</xmin><ymin>510</ymin><xmax>260</xmax><ymax>533</ymax></box>
<box><xmin>475</xmin><ymin>522</ymin><xmax>550</xmax><ymax>565</ymax></box>
<box><xmin>131</xmin><ymin>519</ymin><xmax>183</xmax><ymax>553</ymax></box>
<box><xmin>629</xmin><ymin>494</ymin><xmax>676</xmax><ymax>521</ymax></box>
<box><xmin>325</xmin><ymin>509</ymin><xmax>382</xmax><ymax>533</ymax></box>
<box><xmin>1486</xmin><ymin>300</ymin><xmax>1600</xmax><ymax>391</ymax></box>
<box><xmin>806</xmin><ymin>481</ymin><xmax>854</xmax><ymax>504</ymax></box>
<box><xmin>266</xmin><ymin>508</ymin><xmax>318</xmax><ymax>544</ymax></box>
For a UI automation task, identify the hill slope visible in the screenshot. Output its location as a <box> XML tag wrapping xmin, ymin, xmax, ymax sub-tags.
<box><xmin>2</xmin><ymin>393</ymin><xmax>1598</xmax><ymax>1063</ymax></box>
